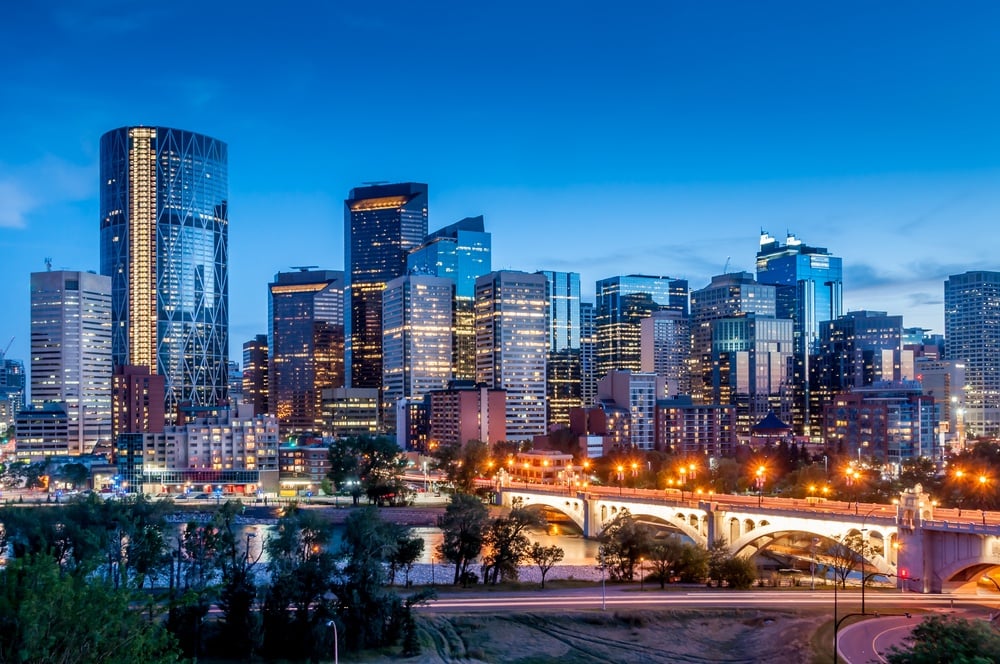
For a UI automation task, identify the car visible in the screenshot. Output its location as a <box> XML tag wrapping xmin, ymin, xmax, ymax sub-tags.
<box><xmin>194</xmin><ymin>493</ymin><xmax>210</xmax><ymax>500</ymax></box>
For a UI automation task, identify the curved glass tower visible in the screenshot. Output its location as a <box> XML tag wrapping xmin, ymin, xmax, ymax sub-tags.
<box><xmin>100</xmin><ymin>126</ymin><xmax>229</xmax><ymax>423</ymax></box>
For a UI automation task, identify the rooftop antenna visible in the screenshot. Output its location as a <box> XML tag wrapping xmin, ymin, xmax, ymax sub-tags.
<box><xmin>44</xmin><ymin>257</ymin><xmax>52</xmax><ymax>272</ymax></box>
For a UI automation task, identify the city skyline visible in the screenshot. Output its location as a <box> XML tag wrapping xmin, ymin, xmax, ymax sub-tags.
<box><xmin>3</xmin><ymin>2</ymin><xmax>1000</xmax><ymax>367</ymax></box>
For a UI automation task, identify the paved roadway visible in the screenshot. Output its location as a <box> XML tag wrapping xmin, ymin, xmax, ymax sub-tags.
<box><xmin>839</xmin><ymin>615</ymin><xmax>920</xmax><ymax>664</ymax></box>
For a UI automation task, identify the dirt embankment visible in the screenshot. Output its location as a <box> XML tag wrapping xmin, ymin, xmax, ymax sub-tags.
<box><xmin>358</xmin><ymin>609</ymin><xmax>825</xmax><ymax>664</ymax></box>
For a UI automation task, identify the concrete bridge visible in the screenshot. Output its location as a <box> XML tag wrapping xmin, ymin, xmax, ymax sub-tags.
<box><xmin>499</xmin><ymin>483</ymin><xmax>1000</xmax><ymax>593</ymax></box>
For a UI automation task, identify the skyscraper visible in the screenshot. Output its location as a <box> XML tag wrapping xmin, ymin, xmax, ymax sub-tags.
<box><xmin>0</xmin><ymin>351</ymin><xmax>26</xmax><ymax>435</ymax></box>
<box><xmin>242</xmin><ymin>335</ymin><xmax>269</xmax><ymax>416</ymax></box>
<box><xmin>690</xmin><ymin>272</ymin><xmax>776</xmax><ymax>403</ymax></box>
<box><xmin>408</xmin><ymin>215</ymin><xmax>491</xmax><ymax>381</ymax></box>
<box><xmin>382</xmin><ymin>274</ymin><xmax>454</xmax><ymax>434</ymax></box>
<box><xmin>344</xmin><ymin>183</ymin><xmax>428</xmax><ymax>389</ymax></box>
<box><xmin>580</xmin><ymin>302</ymin><xmax>598</xmax><ymax>409</ymax></box>
<box><xmin>268</xmin><ymin>269</ymin><xmax>345</xmax><ymax>436</ymax></box>
<box><xmin>538</xmin><ymin>270</ymin><xmax>582</xmax><ymax>427</ymax></box>
<box><xmin>756</xmin><ymin>232</ymin><xmax>843</xmax><ymax>436</ymax></box>
<box><xmin>640</xmin><ymin>310</ymin><xmax>691</xmax><ymax>397</ymax></box>
<box><xmin>475</xmin><ymin>271</ymin><xmax>548</xmax><ymax>441</ymax></box>
<box><xmin>29</xmin><ymin>270</ymin><xmax>112</xmax><ymax>454</ymax></box>
<box><xmin>596</xmin><ymin>275</ymin><xmax>688</xmax><ymax>379</ymax></box>
<box><xmin>945</xmin><ymin>271</ymin><xmax>1000</xmax><ymax>437</ymax></box>
<box><xmin>100</xmin><ymin>126</ymin><xmax>229</xmax><ymax>423</ymax></box>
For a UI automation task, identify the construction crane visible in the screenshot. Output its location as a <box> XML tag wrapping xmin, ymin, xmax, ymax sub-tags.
<box><xmin>723</xmin><ymin>256</ymin><xmax>731</xmax><ymax>274</ymax></box>
<box><xmin>1</xmin><ymin>337</ymin><xmax>13</xmax><ymax>359</ymax></box>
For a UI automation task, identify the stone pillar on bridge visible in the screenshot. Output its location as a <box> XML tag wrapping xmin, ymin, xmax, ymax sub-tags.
<box><xmin>896</xmin><ymin>484</ymin><xmax>933</xmax><ymax>593</ymax></box>
<box><xmin>582</xmin><ymin>493</ymin><xmax>601</xmax><ymax>538</ymax></box>
<box><xmin>702</xmin><ymin>501</ymin><xmax>725</xmax><ymax>546</ymax></box>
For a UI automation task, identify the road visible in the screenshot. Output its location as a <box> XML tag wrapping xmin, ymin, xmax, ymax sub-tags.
<box><xmin>839</xmin><ymin>615</ymin><xmax>919</xmax><ymax>663</ymax></box>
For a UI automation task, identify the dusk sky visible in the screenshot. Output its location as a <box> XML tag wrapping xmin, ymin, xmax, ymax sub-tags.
<box><xmin>2</xmin><ymin>1</ymin><xmax>999</xmax><ymax>367</ymax></box>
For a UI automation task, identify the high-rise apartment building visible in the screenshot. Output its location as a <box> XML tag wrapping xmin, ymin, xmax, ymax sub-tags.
<box><xmin>344</xmin><ymin>183</ymin><xmax>428</xmax><ymax>389</ymax></box>
<box><xmin>538</xmin><ymin>271</ymin><xmax>582</xmax><ymax>427</ymax></box>
<box><xmin>641</xmin><ymin>310</ymin><xmax>691</xmax><ymax>397</ymax></box>
<box><xmin>756</xmin><ymin>232</ymin><xmax>843</xmax><ymax>436</ymax></box>
<box><xmin>596</xmin><ymin>275</ymin><xmax>688</xmax><ymax>379</ymax></box>
<box><xmin>407</xmin><ymin>216</ymin><xmax>491</xmax><ymax>382</ymax></box>
<box><xmin>100</xmin><ymin>126</ymin><xmax>229</xmax><ymax>423</ymax></box>
<box><xmin>475</xmin><ymin>271</ymin><xmax>548</xmax><ymax>441</ymax></box>
<box><xmin>598</xmin><ymin>370</ymin><xmax>664</xmax><ymax>450</ymax></box>
<box><xmin>29</xmin><ymin>270</ymin><xmax>112</xmax><ymax>454</ymax></box>
<box><xmin>382</xmin><ymin>274</ymin><xmax>454</xmax><ymax>433</ymax></box>
<box><xmin>242</xmin><ymin>335</ymin><xmax>269</xmax><ymax>416</ymax></box>
<box><xmin>945</xmin><ymin>271</ymin><xmax>1000</xmax><ymax>437</ymax></box>
<box><xmin>268</xmin><ymin>269</ymin><xmax>345</xmax><ymax>436</ymax></box>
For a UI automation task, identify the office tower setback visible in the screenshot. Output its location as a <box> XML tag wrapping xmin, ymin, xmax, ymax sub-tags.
<box><xmin>475</xmin><ymin>271</ymin><xmax>548</xmax><ymax>441</ymax></box>
<box><xmin>268</xmin><ymin>269</ymin><xmax>345</xmax><ymax>436</ymax></box>
<box><xmin>539</xmin><ymin>271</ymin><xmax>582</xmax><ymax>427</ymax></box>
<box><xmin>945</xmin><ymin>271</ymin><xmax>1000</xmax><ymax>437</ymax></box>
<box><xmin>242</xmin><ymin>335</ymin><xmax>269</xmax><ymax>416</ymax></box>
<box><xmin>344</xmin><ymin>183</ymin><xmax>428</xmax><ymax>389</ymax></box>
<box><xmin>408</xmin><ymin>216</ymin><xmax>492</xmax><ymax>381</ymax></box>
<box><xmin>641</xmin><ymin>310</ymin><xmax>691</xmax><ymax>397</ymax></box>
<box><xmin>382</xmin><ymin>274</ymin><xmax>454</xmax><ymax>433</ymax></box>
<box><xmin>30</xmin><ymin>270</ymin><xmax>112</xmax><ymax>454</ymax></box>
<box><xmin>756</xmin><ymin>232</ymin><xmax>843</xmax><ymax>436</ymax></box>
<box><xmin>596</xmin><ymin>275</ymin><xmax>688</xmax><ymax>379</ymax></box>
<box><xmin>100</xmin><ymin>126</ymin><xmax>229</xmax><ymax>423</ymax></box>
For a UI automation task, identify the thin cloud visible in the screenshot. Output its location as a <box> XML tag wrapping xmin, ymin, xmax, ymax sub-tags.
<box><xmin>0</xmin><ymin>158</ymin><xmax>95</xmax><ymax>229</ymax></box>
<box><xmin>0</xmin><ymin>180</ymin><xmax>34</xmax><ymax>228</ymax></box>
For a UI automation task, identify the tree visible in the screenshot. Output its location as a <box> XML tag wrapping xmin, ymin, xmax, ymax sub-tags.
<box><xmin>327</xmin><ymin>437</ymin><xmax>361</xmax><ymax>504</ymax></box>
<box><xmin>55</xmin><ymin>462</ymin><xmax>90</xmax><ymax>490</ymax></box>
<box><xmin>481</xmin><ymin>499</ymin><xmax>544</xmax><ymax>585</ymax></box>
<box><xmin>597</xmin><ymin>509</ymin><xmax>651</xmax><ymax>582</ymax></box>
<box><xmin>885</xmin><ymin>614</ymin><xmax>1000</xmax><ymax>664</ymax></box>
<box><xmin>437</xmin><ymin>493</ymin><xmax>489</xmax><ymax>586</ymax></box>
<box><xmin>327</xmin><ymin>435</ymin><xmax>409</xmax><ymax>506</ymax></box>
<box><xmin>528</xmin><ymin>543</ymin><xmax>564</xmax><ymax>589</ymax></box>
<box><xmin>706</xmin><ymin>537</ymin><xmax>756</xmax><ymax>588</ymax></box>
<box><xmin>826</xmin><ymin>533</ymin><xmax>864</xmax><ymax>589</ymax></box>
<box><xmin>433</xmin><ymin>439</ymin><xmax>490</xmax><ymax>494</ymax></box>
<box><xmin>0</xmin><ymin>555</ymin><xmax>181</xmax><ymax>664</ymax></box>
<box><xmin>213</xmin><ymin>502</ymin><xmax>262</xmax><ymax>660</ymax></box>
<box><xmin>647</xmin><ymin>536</ymin><xmax>686</xmax><ymax>588</ymax></box>
<box><xmin>388</xmin><ymin>528</ymin><xmax>425</xmax><ymax>586</ymax></box>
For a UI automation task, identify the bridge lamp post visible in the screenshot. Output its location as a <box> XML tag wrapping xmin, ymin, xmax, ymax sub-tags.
<box><xmin>755</xmin><ymin>466</ymin><xmax>766</xmax><ymax>507</ymax></box>
<box><xmin>860</xmin><ymin>506</ymin><xmax>879</xmax><ymax>615</ymax></box>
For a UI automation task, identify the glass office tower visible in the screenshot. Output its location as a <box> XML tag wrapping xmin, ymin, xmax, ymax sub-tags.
<box><xmin>407</xmin><ymin>215</ymin><xmax>491</xmax><ymax>381</ymax></box>
<box><xmin>945</xmin><ymin>271</ymin><xmax>1000</xmax><ymax>437</ymax></box>
<box><xmin>268</xmin><ymin>269</ymin><xmax>345</xmax><ymax>436</ymax></box>
<box><xmin>756</xmin><ymin>232</ymin><xmax>842</xmax><ymax>435</ymax></box>
<box><xmin>100</xmin><ymin>126</ymin><xmax>229</xmax><ymax>423</ymax></box>
<box><xmin>538</xmin><ymin>270</ymin><xmax>582</xmax><ymax>427</ymax></box>
<box><xmin>596</xmin><ymin>274</ymin><xmax>688</xmax><ymax>379</ymax></box>
<box><xmin>344</xmin><ymin>183</ymin><xmax>428</xmax><ymax>389</ymax></box>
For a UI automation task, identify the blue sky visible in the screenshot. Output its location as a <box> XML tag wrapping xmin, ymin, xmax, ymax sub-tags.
<box><xmin>2</xmin><ymin>1</ymin><xmax>999</xmax><ymax>366</ymax></box>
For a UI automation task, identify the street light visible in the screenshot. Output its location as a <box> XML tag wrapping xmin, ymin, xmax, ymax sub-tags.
<box><xmin>639</xmin><ymin>557</ymin><xmax>645</xmax><ymax>591</ymax></box>
<box><xmin>616</xmin><ymin>465</ymin><xmax>624</xmax><ymax>496</ymax></box>
<box><xmin>860</xmin><ymin>507</ymin><xmax>879</xmax><ymax>615</ymax></box>
<box><xmin>755</xmin><ymin>466</ymin><xmax>766</xmax><ymax>507</ymax></box>
<box><xmin>326</xmin><ymin>620</ymin><xmax>339</xmax><ymax>664</ymax></box>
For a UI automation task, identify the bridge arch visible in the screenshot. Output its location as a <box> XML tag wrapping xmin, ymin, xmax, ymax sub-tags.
<box><xmin>500</xmin><ymin>491</ymin><xmax>586</xmax><ymax>533</ymax></box>
<box><xmin>626</xmin><ymin>511</ymin><xmax>704</xmax><ymax>544</ymax></box>
<box><xmin>728</xmin><ymin>522</ymin><xmax>896</xmax><ymax>574</ymax></box>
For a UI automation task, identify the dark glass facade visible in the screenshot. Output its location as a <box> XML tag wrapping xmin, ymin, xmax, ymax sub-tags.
<box><xmin>100</xmin><ymin>126</ymin><xmax>229</xmax><ymax>423</ymax></box>
<box><xmin>268</xmin><ymin>269</ymin><xmax>345</xmax><ymax>436</ymax></box>
<box><xmin>344</xmin><ymin>183</ymin><xmax>428</xmax><ymax>389</ymax></box>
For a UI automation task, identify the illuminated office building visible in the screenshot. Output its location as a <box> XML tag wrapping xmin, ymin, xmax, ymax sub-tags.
<box><xmin>268</xmin><ymin>269</ymin><xmax>344</xmax><ymax>436</ymax></box>
<box><xmin>756</xmin><ymin>232</ymin><xmax>843</xmax><ymax>435</ymax></box>
<box><xmin>100</xmin><ymin>126</ymin><xmax>229</xmax><ymax>423</ymax></box>
<box><xmin>475</xmin><ymin>271</ymin><xmax>548</xmax><ymax>441</ymax></box>
<box><xmin>408</xmin><ymin>215</ymin><xmax>491</xmax><ymax>382</ymax></box>
<box><xmin>580</xmin><ymin>302</ymin><xmax>598</xmax><ymax>408</ymax></box>
<box><xmin>0</xmin><ymin>356</ymin><xmax>25</xmax><ymax>434</ymax></box>
<box><xmin>538</xmin><ymin>270</ymin><xmax>582</xmax><ymax>427</ymax></box>
<box><xmin>945</xmin><ymin>271</ymin><xmax>1000</xmax><ymax>437</ymax></box>
<box><xmin>29</xmin><ymin>270</ymin><xmax>112</xmax><ymax>454</ymax></box>
<box><xmin>640</xmin><ymin>310</ymin><xmax>691</xmax><ymax>397</ymax></box>
<box><xmin>242</xmin><ymin>335</ymin><xmax>269</xmax><ymax>416</ymax></box>
<box><xmin>344</xmin><ymin>183</ymin><xmax>428</xmax><ymax>389</ymax></box>
<box><xmin>596</xmin><ymin>275</ymin><xmax>688</xmax><ymax>379</ymax></box>
<box><xmin>382</xmin><ymin>274</ymin><xmax>454</xmax><ymax>433</ymax></box>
